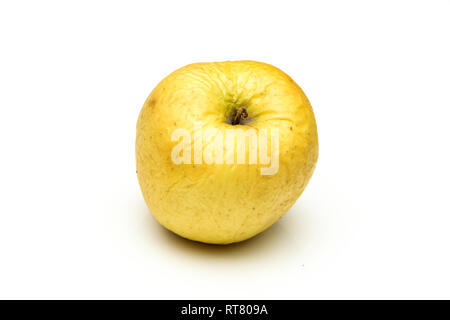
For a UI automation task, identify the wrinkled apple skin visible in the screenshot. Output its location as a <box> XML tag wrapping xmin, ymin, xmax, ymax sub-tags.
<box><xmin>136</xmin><ymin>61</ymin><xmax>318</xmax><ymax>244</ymax></box>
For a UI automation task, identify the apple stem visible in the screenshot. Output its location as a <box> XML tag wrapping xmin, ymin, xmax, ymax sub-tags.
<box><xmin>231</xmin><ymin>107</ymin><xmax>248</xmax><ymax>125</ymax></box>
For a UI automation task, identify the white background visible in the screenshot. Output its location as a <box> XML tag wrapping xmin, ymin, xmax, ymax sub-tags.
<box><xmin>1</xmin><ymin>0</ymin><xmax>449</xmax><ymax>299</ymax></box>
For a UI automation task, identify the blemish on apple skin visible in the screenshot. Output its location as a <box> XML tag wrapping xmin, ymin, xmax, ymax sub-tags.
<box><xmin>149</xmin><ymin>98</ymin><xmax>157</xmax><ymax>107</ymax></box>
<box><xmin>290</xmin><ymin>126</ymin><xmax>293</xmax><ymax>131</ymax></box>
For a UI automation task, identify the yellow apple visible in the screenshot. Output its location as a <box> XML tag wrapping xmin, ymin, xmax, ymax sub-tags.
<box><xmin>136</xmin><ymin>61</ymin><xmax>318</xmax><ymax>244</ymax></box>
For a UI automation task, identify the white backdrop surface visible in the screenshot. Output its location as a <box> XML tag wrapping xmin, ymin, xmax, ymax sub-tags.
<box><xmin>0</xmin><ymin>0</ymin><xmax>449</xmax><ymax>299</ymax></box>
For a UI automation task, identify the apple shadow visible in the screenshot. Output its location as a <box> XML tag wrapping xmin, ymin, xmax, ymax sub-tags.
<box><xmin>138</xmin><ymin>201</ymin><xmax>309</xmax><ymax>261</ymax></box>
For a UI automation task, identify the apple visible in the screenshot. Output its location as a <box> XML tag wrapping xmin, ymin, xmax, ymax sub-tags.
<box><xmin>136</xmin><ymin>61</ymin><xmax>318</xmax><ymax>244</ymax></box>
